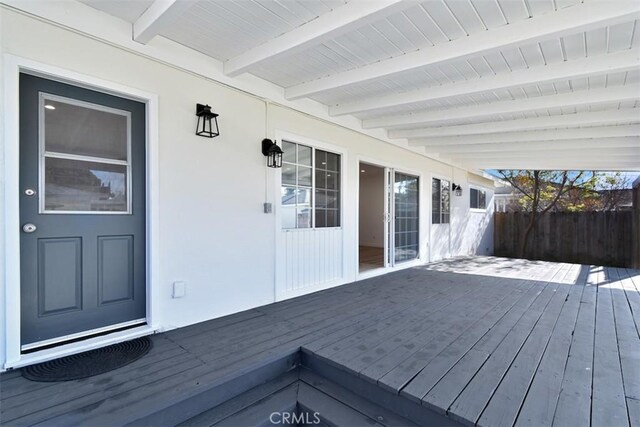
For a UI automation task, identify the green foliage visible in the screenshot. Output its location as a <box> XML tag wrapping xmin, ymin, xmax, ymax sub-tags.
<box><xmin>498</xmin><ymin>170</ymin><xmax>628</xmax><ymax>213</ymax></box>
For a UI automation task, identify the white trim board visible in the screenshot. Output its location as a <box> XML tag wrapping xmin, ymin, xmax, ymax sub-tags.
<box><xmin>2</xmin><ymin>54</ymin><xmax>161</xmax><ymax>370</ymax></box>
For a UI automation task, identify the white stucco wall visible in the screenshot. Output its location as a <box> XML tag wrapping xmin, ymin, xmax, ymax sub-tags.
<box><xmin>0</xmin><ymin>7</ymin><xmax>495</xmax><ymax>368</ymax></box>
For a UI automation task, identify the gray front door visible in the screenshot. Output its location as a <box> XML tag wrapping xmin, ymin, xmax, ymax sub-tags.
<box><xmin>19</xmin><ymin>74</ymin><xmax>146</xmax><ymax>349</ymax></box>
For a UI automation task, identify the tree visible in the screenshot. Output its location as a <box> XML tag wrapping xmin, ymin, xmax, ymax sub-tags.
<box><xmin>497</xmin><ymin>170</ymin><xmax>598</xmax><ymax>257</ymax></box>
<box><xmin>595</xmin><ymin>172</ymin><xmax>633</xmax><ymax>211</ymax></box>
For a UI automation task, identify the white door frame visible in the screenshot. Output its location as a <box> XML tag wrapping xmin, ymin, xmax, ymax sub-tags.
<box><xmin>2</xmin><ymin>54</ymin><xmax>160</xmax><ymax>369</ymax></box>
<box><xmin>356</xmin><ymin>155</ymin><xmax>426</xmax><ymax>280</ymax></box>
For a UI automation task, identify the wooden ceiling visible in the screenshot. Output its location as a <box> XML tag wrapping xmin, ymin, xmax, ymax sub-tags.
<box><xmin>82</xmin><ymin>0</ymin><xmax>640</xmax><ymax>170</ymax></box>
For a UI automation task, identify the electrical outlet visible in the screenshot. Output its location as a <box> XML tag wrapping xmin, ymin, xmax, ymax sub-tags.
<box><xmin>172</xmin><ymin>281</ymin><xmax>186</xmax><ymax>298</ymax></box>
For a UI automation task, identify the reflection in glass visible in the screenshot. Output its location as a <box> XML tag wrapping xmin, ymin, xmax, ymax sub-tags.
<box><xmin>298</xmin><ymin>166</ymin><xmax>312</xmax><ymax>187</ymax></box>
<box><xmin>298</xmin><ymin>144</ymin><xmax>312</xmax><ymax>166</ymax></box>
<box><xmin>281</xmin><ymin>186</ymin><xmax>297</xmax><ymax>206</ymax></box>
<box><xmin>44</xmin><ymin>98</ymin><xmax>129</xmax><ymax>161</ymax></box>
<box><xmin>282</xmin><ymin>141</ymin><xmax>296</xmax><ymax>164</ymax></box>
<box><xmin>282</xmin><ymin>207</ymin><xmax>296</xmax><ymax>229</ymax></box>
<box><xmin>394</xmin><ymin>172</ymin><xmax>419</xmax><ymax>263</ymax></box>
<box><xmin>44</xmin><ymin>158</ymin><xmax>127</xmax><ymax>212</ymax></box>
<box><xmin>282</xmin><ymin>163</ymin><xmax>296</xmax><ymax>185</ymax></box>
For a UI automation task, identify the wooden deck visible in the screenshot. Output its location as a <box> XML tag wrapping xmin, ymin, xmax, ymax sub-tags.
<box><xmin>1</xmin><ymin>256</ymin><xmax>639</xmax><ymax>426</ymax></box>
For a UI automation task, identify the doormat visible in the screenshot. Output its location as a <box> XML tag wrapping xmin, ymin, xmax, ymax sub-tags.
<box><xmin>22</xmin><ymin>337</ymin><xmax>152</xmax><ymax>382</ymax></box>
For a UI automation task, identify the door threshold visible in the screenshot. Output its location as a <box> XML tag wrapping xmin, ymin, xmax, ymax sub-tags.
<box><xmin>357</xmin><ymin>259</ymin><xmax>425</xmax><ymax>281</ymax></box>
<box><xmin>4</xmin><ymin>325</ymin><xmax>157</xmax><ymax>371</ymax></box>
<box><xmin>21</xmin><ymin>318</ymin><xmax>147</xmax><ymax>352</ymax></box>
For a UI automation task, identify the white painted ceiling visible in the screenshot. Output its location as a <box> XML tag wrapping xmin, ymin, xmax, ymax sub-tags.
<box><xmin>81</xmin><ymin>0</ymin><xmax>640</xmax><ymax>171</ymax></box>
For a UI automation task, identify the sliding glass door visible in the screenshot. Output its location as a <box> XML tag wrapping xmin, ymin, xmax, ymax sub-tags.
<box><xmin>394</xmin><ymin>172</ymin><xmax>420</xmax><ymax>263</ymax></box>
<box><xmin>384</xmin><ymin>169</ymin><xmax>420</xmax><ymax>267</ymax></box>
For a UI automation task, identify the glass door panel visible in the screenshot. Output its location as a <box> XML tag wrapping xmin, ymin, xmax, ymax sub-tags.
<box><xmin>394</xmin><ymin>172</ymin><xmax>420</xmax><ymax>264</ymax></box>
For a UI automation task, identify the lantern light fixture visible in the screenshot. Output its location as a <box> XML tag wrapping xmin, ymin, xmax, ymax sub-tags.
<box><xmin>452</xmin><ymin>183</ymin><xmax>463</xmax><ymax>196</ymax></box>
<box><xmin>195</xmin><ymin>103</ymin><xmax>219</xmax><ymax>138</ymax></box>
<box><xmin>261</xmin><ymin>138</ymin><xmax>283</xmax><ymax>168</ymax></box>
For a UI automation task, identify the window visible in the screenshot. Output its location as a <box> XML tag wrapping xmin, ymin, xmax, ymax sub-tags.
<box><xmin>40</xmin><ymin>93</ymin><xmax>131</xmax><ymax>214</ymax></box>
<box><xmin>432</xmin><ymin>178</ymin><xmax>450</xmax><ymax>224</ymax></box>
<box><xmin>470</xmin><ymin>187</ymin><xmax>487</xmax><ymax>210</ymax></box>
<box><xmin>281</xmin><ymin>141</ymin><xmax>341</xmax><ymax>229</ymax></box>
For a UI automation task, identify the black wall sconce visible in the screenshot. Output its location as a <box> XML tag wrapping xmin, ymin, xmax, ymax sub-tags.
<box><xmin>261</xmin><ymin>138</ymin><xmax>283</xmax><ymax>168</ymax></box>
<box><xmin>195</xmin><ymin>103</ymin><xmax>219</xmax><ymax>138</ymax></box>
<box><xmin>452</xmin><ymin>183</ymin><xmax>463</xmax><ymax>196</ymax></box>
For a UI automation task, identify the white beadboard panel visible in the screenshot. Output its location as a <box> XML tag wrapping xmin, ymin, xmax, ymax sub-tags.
<box><xmin>279</xmin><ymin>228</ymin><xmax>344</xmax><ymax>297</ymax></box>
<box><xmin>353</xmin><ymin>71</ymin><xmax>639</xmax><ymax>121</ymax></box>
<box><xmin>251</xmin><ymin>0</ymin><xmax>579</xmax><ymax>88</ymax></box>
<box><xmin>158</xmin><ymin>0</ymin><xmax>344</xmax><ymax>61</ymax></box>
<box><xmin>80</xmin><ymin>0</ymin><xmax>153</xmax><ymax>22</ymax></box>
<box><xmin>307</xmin><ymin>39</ymin><xmax>633</xmax><ymax>107</ymax></box>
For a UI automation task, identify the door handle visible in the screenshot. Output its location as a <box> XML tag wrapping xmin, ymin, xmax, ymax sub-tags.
<box><xmin>22</xmin><ymin>223</ymin><xmax>37</xmax><ymax>233</ymax></box>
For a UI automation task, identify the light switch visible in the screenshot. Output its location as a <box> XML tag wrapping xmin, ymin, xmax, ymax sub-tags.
<box><xmin>172</xmin><ymin>281</ymin><xmax>186</xmax><ymax>298</ymax></box>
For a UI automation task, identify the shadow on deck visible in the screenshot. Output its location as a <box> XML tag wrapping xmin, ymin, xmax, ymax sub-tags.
<box><xmin>1</xmin><ymin>256</ymin><xmax>639</xmax><ymax>426</ymax></box>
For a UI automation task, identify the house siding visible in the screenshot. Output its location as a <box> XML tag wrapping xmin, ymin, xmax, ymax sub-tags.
<box><xmin>0</xmin><ymin>8</ymin><xmax>494</xmax><ymax>368</ymax></box>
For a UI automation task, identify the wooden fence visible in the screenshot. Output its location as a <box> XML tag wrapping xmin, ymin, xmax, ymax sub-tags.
<box><xmin>494</xmin><ymin>211</ymin><xmax>634</xmax><ymax>268</ymax></box>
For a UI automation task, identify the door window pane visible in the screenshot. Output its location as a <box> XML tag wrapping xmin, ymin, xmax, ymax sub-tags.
<box><xmin>43</xmin><ymin>97</ymin><xmax>129</xmax><ymax>161</ymax></box>
<box><xmin>298</xmin><ymin>166</ymin><xmax>312</xmax><ymax>187</ymax></box>
<box><xmin>282</xmin><ymin>141</ymin><xmax>296</xmax><ymax>164</ymax></box>
<box><xmin>281</xmin><ymin>143</ymin><xmax>340</xmax><ymax>229</ymax></box>
<box><xmin>44</xmin><ymin>158</ymin><xmax>127</xmax><ymax>212</ymax></box>
<box><xmin>282</xmin><ymin>207</ymin><xmax>296</xmax><ymax>229</ymax></box>
<box><xmin>281</xmin><ymin>186</ymin><xmax>297</xmax><ymax>206</ymax></box>
<box><xmin>314</xmin><ymin>149</ymin><xmax>341</xmax><ymax>228</ymax></box>
<box><xmin>298</xmin><ymin>145</ymin><xmax>312</xmax><ymax>166</ymax></box>
<box><xmin>395</xmin><ymin>172</ymin><xmax>419</xmax><ymax>263</ymax></box>
<box><xmin>432</xmin><ymin>178</ymin><xmax>441</xmax><ymax>224</ymax></box>
<box><xmin>470</xmin><ymin>188</ymin><xmax>479</xmax><ymax>209</ymax></box>
<box><xmin>297</xmin><ymin>208</ymin><xmax>311</xmax><ymax>228</ymax></box>
<box><xmin>432</xmin><ymin>177</ymin><xmax>450</xmax><ymax>224</ymax></box>
<box><xmin>282</xmin><ymin>163</ymin><xmax>296</xmax><ymax>185</ymax></box>
<box><xmin>326</xmin><ymin>210</ymin><xmax>339</xmax><ymax>227</ymax></box>
<box><xmin>325</xmin><ymin>152</ymin><xmax>340</xmax><ymax>172</ymax></box>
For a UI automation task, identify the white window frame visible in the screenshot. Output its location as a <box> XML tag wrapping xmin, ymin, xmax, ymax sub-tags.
<box><xmin>431</xmin><ymin>176</ymin><xmax>451</xmax><ymax>224</ymax></box>
<box><xmin>38</xmin><ymin>92</ymin><xmax>133</xmax><ymax>214</ymax></box>
<box><xmin>279</xmin><ymin>139</ymin><xmax>342</xmax><ymax>230</ymax></box>
<box><xmin>469</xmin><ymin>185</ymin><xmax>488</xmax><ymax>212</ymax></box>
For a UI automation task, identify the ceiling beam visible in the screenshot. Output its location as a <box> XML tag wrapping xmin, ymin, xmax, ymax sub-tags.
<box><xmin>425</xmin><ymin>137</ymin><xmax>640</xmax><ymax>154</ymax></box>
<box><xmin>285</xmin><ymin>0</ymin><xmax>640</xmax><ymax>100</ymax></box>
<box><xmin>224</xmin><ymin>0</ymin><xmax>409</xmax><ymax>77</ymax></box>
<box><xmin>408</xmin><ymin>125</ymin><xmax>640</xmax><ymax>146</ymax></box>
<box><xmin>390</xmin><ymin>110</ymin><xmax>640</xmax><ymax>139</ymax></box>
<box><xmin>133</xmin><ymin>0</ymin><xmax>192</xmax><ymax>44</ymax></box>
<box><xmin>363</xmin><ymin>85</ymin><xmax>640</xmax><ymax>129</ymax></box>
<box><xmin>331</xmin><ymin>50</ymin><xmax>639</xmax><ymax>117</ymax></box>
<box><xmin>459</xmin><ymin>157</ymin><xmax>640</xmax><ymax>170</ymax></box>
<box><xmin>447</xmin><ymin>147</ymin><xmax>640</xmax><ymax>161</ymax></box>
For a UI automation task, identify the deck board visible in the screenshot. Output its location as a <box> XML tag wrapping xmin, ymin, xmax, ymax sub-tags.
<box><xmin>1</xmin><ymin>256</ymin><xmax>638</xmax><ymax>427</ymax></box>
<box><xmin>513</xmin><ymin>266</ymin><xmax>587</xmax><ymax>426</ymax></box>
<box><xmin>445</xmin><ymin>273</ymin><xmax>568</xmax><ymax>425</ymax></box>
<box><xmin>590</xmin><ymin>267</ymin><xmax>630</xmax><ymax>427</ymax></box>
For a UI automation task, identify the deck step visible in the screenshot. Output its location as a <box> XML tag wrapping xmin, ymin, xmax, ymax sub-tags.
<box><xmin>163</xmin><ymin>349</ymin><xmax>459</xmax><ymax>427</ymax></box>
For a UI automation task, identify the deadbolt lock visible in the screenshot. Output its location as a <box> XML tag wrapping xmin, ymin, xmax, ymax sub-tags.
<box><xmin>22</xmin><ymin>223</ymin><xmax>37</xmax><ymax>233</ymax></box>
<box><xmin>24</xmin><ymin>188</ymin><xmax>36</xmax><ymax>196</ymax></box>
